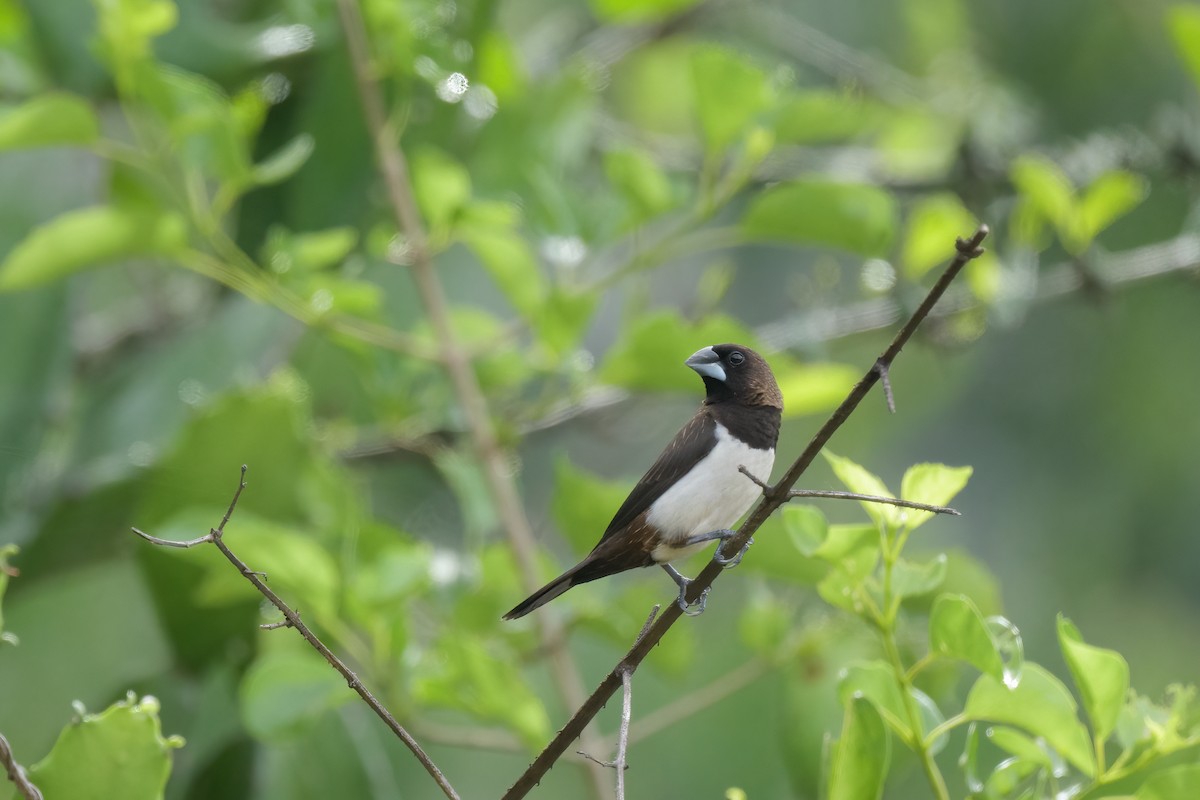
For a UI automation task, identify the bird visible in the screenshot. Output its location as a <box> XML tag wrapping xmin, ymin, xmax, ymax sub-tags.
<box><xmin>503</xmin><ymin>344</ymin><xmax>782</xmax><ymax>620</ymax></box>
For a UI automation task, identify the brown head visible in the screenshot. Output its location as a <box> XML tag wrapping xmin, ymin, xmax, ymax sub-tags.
<box><xmin>685</xmin><ymin>344</ymin><xmax>783</xmax><ymax>410</ymax></box>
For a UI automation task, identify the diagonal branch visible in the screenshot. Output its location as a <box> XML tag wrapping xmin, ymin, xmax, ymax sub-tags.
<box><xmin>500</xmin><ymin>225</ymin><xmax>989</xmax><ymax>799</ymax></box>
<box><xmin>331</xmin><ymin>1</ymin><xmax>610</xmax><ymax>796</ymax></box>
<box><xmin>132</xmin><ymin>467</ymin><xmax>461</xmax><ymax>800</ymax></box>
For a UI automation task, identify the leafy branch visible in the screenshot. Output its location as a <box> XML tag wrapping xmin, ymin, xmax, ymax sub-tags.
<box><xmin>500</xmin><ymin>225</ymin><xmax>990</xmax><ymax>799</ymax></box>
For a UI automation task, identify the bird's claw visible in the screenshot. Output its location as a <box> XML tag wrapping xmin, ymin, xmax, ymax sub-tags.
<box><xmin>677</xmin><ymin>583</ymin><xmax>710</xmax><ymax>616</ymax></box>
<box><xmin>714</xmin><ymin>536</ymin><xmax>753</xmax><ymax>568</ymax></box>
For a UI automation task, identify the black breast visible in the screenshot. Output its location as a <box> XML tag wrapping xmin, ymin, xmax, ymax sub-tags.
<box><xmin>708</xmin><ymin>403</ymin><xmax>781</xmax><ymax>451</ymax></box>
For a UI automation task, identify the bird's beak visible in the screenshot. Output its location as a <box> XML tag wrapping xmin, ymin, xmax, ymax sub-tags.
<box><xmin>685</xmin><ymin>346</ymin><xmax>725</xmax><ymax>382</ymax></box>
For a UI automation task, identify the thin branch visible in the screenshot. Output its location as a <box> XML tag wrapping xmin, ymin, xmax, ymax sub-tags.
<box><xmin>787</xmin><ymin>490</ymin><xmax>957</xmax><ymax>515</ymax></box>
<box><xmin>131</xmin><ymin>467</ymin><xmax>461</xmax><ymax>800</ymax></box>
<box><xmin>331</xmin><ymin>1</ymin><xmax>611</xmax><ymax>797</ymax></box>
<box><xmin>0</xmin><ymin>733</ymin><xmax>42</xmax><ymax>800</ymax></box>
<box><xmin>737</xmin><ymin>465</ymin><xmax>960</xmax><ymax>516</ymax></box>
<box><xmin>500</xmin><ymin>225</ymin><xmax>989</xmax><ymax>800</ymax></box>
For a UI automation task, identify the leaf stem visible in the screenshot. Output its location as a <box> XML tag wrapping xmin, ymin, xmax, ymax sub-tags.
<box><xmin>879</xmin><ymin>532</ymin><xmax>950</xmax><ymax>800</ymax></box>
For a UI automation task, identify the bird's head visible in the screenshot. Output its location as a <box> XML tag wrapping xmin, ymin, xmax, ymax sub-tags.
<box><xmin>685</xmin><ymin>344</ymin><xmax>782</xmax><ymax>409</ymax></box>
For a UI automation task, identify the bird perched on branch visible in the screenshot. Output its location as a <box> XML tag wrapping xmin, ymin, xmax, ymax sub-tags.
<box><xmin>503</xmin><ymin>344</ymin><xmax>782</xmax><ymax>620</ymax></box>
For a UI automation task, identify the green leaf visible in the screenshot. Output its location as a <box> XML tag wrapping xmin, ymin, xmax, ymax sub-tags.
<box><xmin>599</xmin><ymin>310</ymin><xmax>757</xmax><ymax>392</ymax></box>
<box><xmin>26</xmin><ymin>693</ymin><xmax>182</xmax><ymax>799</ymax></box>
<box><xmin>929</xmin><ymin>594</ymin><xmax>1004</xmax><ymax>681</ymax></box>
<box><xmin>892</xmin><ymin>554</ymin><xmax>947</xmax><ymax>599</ymax></box>
<box><xmin>899</xmin><ymin>462</ymin><xmax>972</xmax><ymax>531</ymax></box>
<box><xmin>743</xmin><ymin>181</ymin><xmax>897</xmax><ymax>257</ymax></box>
<box><xmin>0</xmin><ymin>93</ymin><xmax>99</xmax><ymax>151</ymax></box>
<box><xmin>774</xmin><ymin>361</ymin><xmax>859</xmax><ymax>419</ymax></box>
<box><xmin>171</xmin><ymin>511</ymin><xmax>340</xmax><ymax>623</ymax></box>
<box><xmin>690</xmin><ymin>46</ymin><xmax>772</xmax><ymax>155</ymax></box>
<box><xmin>264</xmin><ymin>225</ymin><xmax>359</xmax><ymax>274</ymax></box>
<box><xmin>605</xmin><ymin>147</ymin><xmax>676</xmax><ymax>225</ymax></box>
<box><xmin>552</xmin><ymin>457</ymin><xmax>630</xmax><ymax>557</ymax></box>
<box><xmin>985</xmin><ymin>725</ymin><xmax>1054</xmax><ymax>769</ymax></box>
<box><xmin>781</xmin><ymin>504</ymin><xmax>828</xmax><ymax>557</ymax></box>
<box><xmin>828</xmin><ymin>695</ymin><xmax>889</xmax><ymax>800</ymax></box>
<box><xmin>736</xmin><ymin>515</ymin><xmax>827</xmax><ymax>584</ymax></box>
<box><xmin>1057</xmin><ymin>615</ymin><xmax>1130</xmax><ymax>741</ymax></box>
<box><xmin>822</xmin><ymin>450</ymin><xmax>900</xmax><ymax>530</ymax></box>
<box><xmin>137</xmin><ymin>65</ymin><xmax>254</xmax><ymax>187</ymax></box>
<box><xmin>773</xmin><ymin>90</ymin><xmax>882</xmax><ymax>144</ymax></box>
<box><xmin>92</xmin><ymin>0</ymin><xmax>178</xmax><ymax>73</ymax></box>
<box><xmin>984</xmin><ymin>757</ymin><xmax>1041</xmax><ymax>797</ymax></box>
<box><xmin>902</xmin><ymin>194</ymin><xmax>979</xmax><ymax>280</ymax></box>
<box><xmin>414</xmin><ymin>636</ymin><xmax>550</xmax><ymax>749</ymax></box>
<box><xmin>963</xmin><ymin>662</ymin><xmax>1095</xmax><ymax>775</ymax></box>
<box><xmin>462</xmin><ymin>226</ymin><xmax>547</xmax><ymax>320</ymax></box>
<box><xmin>1079</xmin><ymin>170</ymin><xmax>1148</xmax><ymax>243</ymax></box>
<box><xmin>410</xmin><ymin>147</ymin><xmax>472</xmax><ymax>232</ymax></box>
<box><xmin>1010</xmin><ymin>155</ymin><xmax>1076</xmax><ymax>234</ymax></box>
<box><xmin>1168</xmin><ymin>5</ymin><xmax>1200</xmax><ymax>91</ymax></box>
<box><xmin>241</xmin><ymin>648</ymin><xmax>353</xmax><ymax>739</ymax></box>
<box><xmin>253</xmin><ymin>133</ymin><xmax>315</xmax><ymax>185</ymax></box>
<box><xmin>1138</xmin><ymin>764</ymin><xmax>1200</xmax><ymax>800</ymax></box>
<box><xmin>815</xmin><ymin>524</ymin><xmax>879</xmax><ymax>612</ymax></box>
<box><xmin>837</xmin><ymin>661</ymin><xmax>911</xmax><ymax>739</ymax></box>
<box><xmin>813</xmin><ymin>523</ymin><xmax>879</xmax><ymax>574</ymax></box>
<box><xmin>0</xmin><ymin>206</ymin><xmax>188</xmax><ymax>292</ymax></box>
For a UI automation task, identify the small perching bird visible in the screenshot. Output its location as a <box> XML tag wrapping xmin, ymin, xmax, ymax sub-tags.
<box><xmin>503</xmin><ymin>344</ymin><xmax>782</xmax><ymax>620</ymax></box>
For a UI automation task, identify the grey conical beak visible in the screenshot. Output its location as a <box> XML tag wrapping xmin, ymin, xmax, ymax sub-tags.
<box><xmin>685</xmin><ymin>346</ymin><xmax>725</xmax><ymax>382</ymax></box>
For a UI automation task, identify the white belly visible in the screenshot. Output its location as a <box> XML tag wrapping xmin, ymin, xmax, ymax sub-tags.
<box><xmin>646</xmin><ymin>422</ymin><xmax>774</xmax><ymax>562</ymax></box>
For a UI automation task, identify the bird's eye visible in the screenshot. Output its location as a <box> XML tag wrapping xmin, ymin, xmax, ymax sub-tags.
<box><xmin>728</xmin><ymin>351</ymin><xmax>745</xmax><ymax>366</ymax></box>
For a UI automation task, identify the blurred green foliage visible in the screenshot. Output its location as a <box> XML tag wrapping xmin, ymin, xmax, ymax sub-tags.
<box><xmin>1</xmin><ymin>0</ymin><xmax>1200</xmax><ymax>798</ymax></box>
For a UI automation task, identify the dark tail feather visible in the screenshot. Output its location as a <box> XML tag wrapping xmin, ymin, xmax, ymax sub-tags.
<box><xmin>502</xmin><ymin>571</ymin><xmax>576</xmax><ymax>620</ymax></box>
<box><xmin>503</xmin><ymin>548</ymin><xmax>645</xmax><ymax>620</ymax></box>
<box><xmin>503</xmin><ymin>558</ymin><xmax>600</xmax><ymax>620</ymax></box>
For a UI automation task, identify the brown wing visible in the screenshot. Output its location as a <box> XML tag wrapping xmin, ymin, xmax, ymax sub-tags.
<box><xmin>593</xmin><ymin>408</ymin><xmax>717</xmax><ymax>548</ymax></box>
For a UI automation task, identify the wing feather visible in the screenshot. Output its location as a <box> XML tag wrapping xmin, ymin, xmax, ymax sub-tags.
<box><xmin>593</xmin><ymin>409</ymin><xmax>716</xmax><ymax>548</ymax></box>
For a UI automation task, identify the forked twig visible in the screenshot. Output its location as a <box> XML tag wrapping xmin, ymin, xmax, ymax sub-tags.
<box><xmin>500</xmin><ymin>225</ymin><xmax>989</xmax><ymax>800</ymax></box>
<box><xmin>132</xmin><ymin>466</ymin><xmax>461</xmax><ymax>800</ymax></box>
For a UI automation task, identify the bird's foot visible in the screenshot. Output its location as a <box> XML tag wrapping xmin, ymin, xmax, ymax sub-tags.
<box><xmin>678</xmin><ymin>583</ymin><xmax>710</xmax><ymax>616</ymax></box>
<box><xmin>661</xmin><ymin>563</ymin><xmax>709</xmax><ymax>616</ymax></box>
<box><xmin>714</xmin><ymin>535</ymin><xmax>753</xmax><ymax>568</ymax></box>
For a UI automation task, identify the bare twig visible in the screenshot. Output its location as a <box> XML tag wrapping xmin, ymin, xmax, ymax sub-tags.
<box><xmin>132</xmin><ymin>467</ymin><xmax>461</xmax><ymax>800</ymax></box>
<box><xmin>787</xmin><ymin>490</ymin><xmax>958</xmax><ymax>515</ymax></box>
<box><xmin>500</xmin><ymin>226</ymin><xmax>989</xmax><ymax>799</ymax></box>
<box><xmin>331</xmin><ymin>1</ymin><xmax>610</xmax><ymax>796</ymax></box>
<box><xmin>0</xmin><ymin>732</ymin><xmax>43</xmax><ymax>800</ymax></box>
<box><xmin>737</xmin><ymin>465</ymin><xmax>959</xmax><ymax>516</ymax></box>
<box><xmin>615</xmin><ymin>607</ymin><xmax>659</xmax><ymax>798</ymax></box>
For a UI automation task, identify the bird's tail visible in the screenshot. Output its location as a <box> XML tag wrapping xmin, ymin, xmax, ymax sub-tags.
<box><xmin>502</xmin><ymin>566</ymin><xmax>579</xmax><ymax>620</ymax></box>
